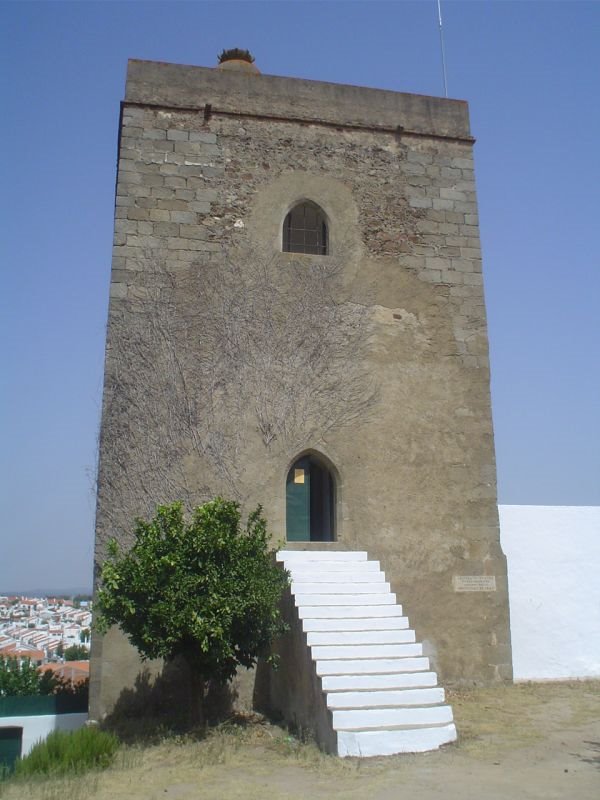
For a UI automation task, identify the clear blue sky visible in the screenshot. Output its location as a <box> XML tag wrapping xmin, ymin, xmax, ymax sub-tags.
<box><xmin>1</xmin><ymin>1</ymin><xmax>599</xmax><ymax>592</ymax></box>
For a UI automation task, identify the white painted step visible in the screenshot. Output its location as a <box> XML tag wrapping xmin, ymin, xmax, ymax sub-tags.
<box><xmin>326</xmin><ymin>687</ymin><xmax>445</xmax><ymax>709</ymax></box>
<box><xmin>295</xmin><ymin>593</ymin><xmax>396</xmax><ymax>606</ymax></box>
<box><xmin>316</xmin><ymin>656</ymin><xmax>430</xmax><ymax>675</ymax></box>
<box><xmin>307</xmin><ymin>629</ymin><xmax>415</xmax><ymax>645</ymax></box>
<box><xmin>321</xmin><ymin>671</ymin><xmax>439</xmax><ymax>692</ymax></box>
<box><xmin>277</xmin><ymin>551</ymin><xmax>367</xmax><ymax>562</ymax></box>
<box><xmin>287</xmin><ymin>561</ymin><xmax>381</xmax><ymax>574</ymax></box>
<box><xmin>298</xmin><ymin>604</ymin><xmax>404</xmax><ymax>619</ymax></box>
<box><xmin>312</xmin><ymin>643</ymin><xmax>423</xmax><ymax>660</ymax></box>
<box><xmin>333</xmin><ymin>704</ymin><xmax>453</xmax><ymax>730</ymax></box>
<box><xmin>279</xmin><ymin>549</ymin><xmax>455</xmax><ymax>757</ymax></box>
<box><xmin>302</xmin><ymin>616</ymin><xmax>410</xmax><ymax>632</ymax></box>
<box><xmin>292</xmin><ymin>582</ymin><xmax>390</xmax><ymax>594</ymax></box>
<box><xmin>337</xmin><ymin>724</ymin><xmax>457</xmax><ymax>757</ymax></box>
<box><xmin>288</xmin><ymin>561</ymin><xmax>385</xmax><ymax>588</ymax></box>
<box><xmin>289</xmin><ymin>571</ymin><xmax>385</xmax><ymax>584</ymax></box>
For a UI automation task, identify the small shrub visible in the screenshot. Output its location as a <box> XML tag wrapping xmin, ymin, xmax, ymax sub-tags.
<box><xmin>13</xmin><ymin>726</ymin><xmax>119</xmax><ymax>778</ymax></box>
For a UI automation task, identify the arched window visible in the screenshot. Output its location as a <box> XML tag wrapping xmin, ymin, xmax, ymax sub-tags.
<box><xmin>283</xmin><ymin>201</ymin><xmax>328</xmax><ymax>255</ymax></box>
<box><xmin>286</xmin><ymin>453</ymin><xmax>335</xmax><ymax>542</ymax></box>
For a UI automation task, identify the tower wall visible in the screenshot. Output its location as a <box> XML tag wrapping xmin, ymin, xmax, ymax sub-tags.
<box><xmin>91</xmin><ymin>60</ymin><xmax>512</xmax><ymax>720</ymax></box>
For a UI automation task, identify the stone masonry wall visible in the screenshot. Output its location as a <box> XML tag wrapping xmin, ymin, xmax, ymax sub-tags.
<box><xmin>91</xmin><ymin>62</ymin><xmax>512</xmax><ymax>720</ymax></box>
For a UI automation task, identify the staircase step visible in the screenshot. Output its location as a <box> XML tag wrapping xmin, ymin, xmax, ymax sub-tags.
<box><xmin>333</xmin><ymin>704</ymin><xmax>453</xmax><ymax>730</ymax></box>
<box><xmin>302</xmin><ymin>616</ymin><xmax>409</xmax><ymax>632</ymax></box>
<box><xmin>292</xmin><ymin>581</ymin><xmax>390</xmax><ymax>594</ymax></box>
<box><xmin>277</xmin><ymin>551</ymin><xmax>367</xmax><ymax>562</ymax></box>
<box><xmin>337</xmin><ymin>724</ymin><xmax>457</xmax><ymax>757</ymax></box>
<box><xmin>312</xmin><ymin>643</ymin><xmax>423</xmax><ymax>660</ymax></box>
<box><xmin>316</xmin><ymin>656</ymin><xmax>430</xmax><ymax>675</ymax></box>
<box><xmin>287</xmin><ymin>561</ymin><xmax>381</xmax><ymax>575</ymax></box>
<box><xmin>321</xmin><ymin>671</ymin><xmax>439</xmax><ymax>692</ymax></box>
<box><xmin>288</xmin><ymin>571</ymin><xmax>385</xmax><ymax>584</ymax></box>
<box><xmin>298</xmin><ymin>604</ymin><xmax>404</xmax><ymax>619</ymax></box>
<box><xmin>307</xmin><ymin>629</ymin><xmax>415</xmax><ymax>645</ymax></box>
<box><xmin>295</xmin><ymin>593</ymin><xmax>396</xmax><ymax>606</ymax></box>
<box><xmin>280</xmin><ymin>549</ymin><xmax>454</xmax><ymax>757</ymax></box>
<box><xmin>326</xmin><ymin>687</ymin><xmax>445</xmax><ymax>708</ymax></box>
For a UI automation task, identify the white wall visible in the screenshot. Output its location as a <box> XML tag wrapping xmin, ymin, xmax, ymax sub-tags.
<box><xmin>499</xmin><ymin>505</ymin><xmax>600</xmax><ymax>681</ymax></box>
<box><xmin>0</xmin><ymin>712</ymin><xmax>88</xmax><ymax>757</ymax></box>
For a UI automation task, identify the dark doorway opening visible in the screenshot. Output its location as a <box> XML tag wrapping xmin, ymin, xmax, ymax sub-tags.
<box><xmin>0</xmin><ymin>727</ymin><xmax>23</xmax><ymax>775</ymax></box>
<box><xmin>286</xmin><ymin>455</ymin><xmax>335</xmax><ymax>542</ymax></box>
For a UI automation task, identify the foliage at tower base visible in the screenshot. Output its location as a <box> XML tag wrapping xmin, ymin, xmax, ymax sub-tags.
<box><xmin>0</xmin><ymin>656</ymin><xmax>88</xmax><ymax>698</ymax></box>
<box><xmin>96</xmin><ymin>499</ymin><xmax>289</xmax><ymax>726</ymax></box>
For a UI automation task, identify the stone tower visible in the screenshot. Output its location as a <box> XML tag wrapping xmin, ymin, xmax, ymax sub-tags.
<box><xmin>90</xmin><ymin>54</ymin><xmax>512</xmax><ymax>723</ymax></box>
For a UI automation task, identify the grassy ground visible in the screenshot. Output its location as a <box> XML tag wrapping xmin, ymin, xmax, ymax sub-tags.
<box><xmin>448</xmin><ymin>680</ymin><xmax>600</xmax><ymax>755</ymax></box>
<box><xmin>2</xmin><ymin>681</ymin><xmax>599</xmax><ymax>800</ymax></box>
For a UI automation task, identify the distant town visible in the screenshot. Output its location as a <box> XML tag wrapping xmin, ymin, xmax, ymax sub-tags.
<box><xmin>0</xmin><ymin>594</ymin><xmax>92</xmax><ymax>676</ymax></box>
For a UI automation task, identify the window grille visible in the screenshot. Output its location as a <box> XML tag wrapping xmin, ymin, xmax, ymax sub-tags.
<box><xmin>283</xmin><ymin>202</ymin><xmax>328</xmax><ymax>255</ymax></box>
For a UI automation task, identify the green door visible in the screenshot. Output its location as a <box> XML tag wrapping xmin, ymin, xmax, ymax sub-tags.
<box><xmin>0</xmin><ymin>727</ymin><xmax>22</xmax><ymax>776</ymax></box>
<box><xmin>286</xmin><ymin>457</ymin><xmax>310</xmax><ymax>541</ymax></box>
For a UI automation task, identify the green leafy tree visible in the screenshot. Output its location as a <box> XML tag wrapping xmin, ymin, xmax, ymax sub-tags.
<box><xmin>0</xmin><ymin>656</ymin><xmax>90</xmax><ymax>698</ymax></box>
<box><xmin>63</xmin><ymin>644</ymin><xmax>89</xmax><ymax>661</ymax></box>
<box><xmin>96</xmin><ymin>499</ymin><xmax>288</xmax><ymax>725</ymax></box>
<box><xmin>0</xmin><ymin>656</ymin><xmax>42</xmax><ymax>697</ymax></box>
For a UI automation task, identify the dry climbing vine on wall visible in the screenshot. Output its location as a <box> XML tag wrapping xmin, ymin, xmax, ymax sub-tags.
<box><xmin>192</xmin><ymin>251</ymin><xmax>378</xmax><ymax>449</ymax></box>
<box><xmin>97</xmin><ymin>247</ymin><xmax>378</xmax><ymax>543</ymax></box>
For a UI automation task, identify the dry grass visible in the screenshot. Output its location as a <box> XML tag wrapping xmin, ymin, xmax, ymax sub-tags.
<box><xmin>448</xmin><ymin>680</ymin><xmax>600</xmax><ymax>756</ymax></box>
<box><xmin>0</xmin><ymin>747</ymin><xmax>140</xmax><ymax>800</ymax></box>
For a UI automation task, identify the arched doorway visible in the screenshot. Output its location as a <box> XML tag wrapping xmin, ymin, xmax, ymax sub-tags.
<box><xmin>286</xmin><ymin>454</ymin><xmax>335</xmax><ymax>542</ymax></box>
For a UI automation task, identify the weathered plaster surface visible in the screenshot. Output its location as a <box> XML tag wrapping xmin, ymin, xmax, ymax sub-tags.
<box><xmin>0</xmin><ymin>713</ymin><xmax>88</xmax><ymax>758</ymax></box>
<box><xmin>500</xmin><ymin>505</ymin><xmax>600</xmax><ymax>680</ymax></box>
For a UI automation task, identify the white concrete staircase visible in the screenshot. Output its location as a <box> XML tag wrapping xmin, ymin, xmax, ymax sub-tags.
<box><xmin>276</xmin><ymin>550</ymin><xmax>457</xmax><ymax>757</ymax></box>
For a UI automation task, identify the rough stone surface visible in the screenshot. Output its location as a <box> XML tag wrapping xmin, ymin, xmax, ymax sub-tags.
<box><xmin>90</xmin><ymin>59</ymin><xmax>512</xmax><ymax>721</ymax></box>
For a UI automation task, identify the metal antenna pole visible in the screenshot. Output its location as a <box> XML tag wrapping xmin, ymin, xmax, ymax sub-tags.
<box><xmin>437</xmin><ymin>0</ymin><xmax>449</xmax><ymax>98</ymax></box>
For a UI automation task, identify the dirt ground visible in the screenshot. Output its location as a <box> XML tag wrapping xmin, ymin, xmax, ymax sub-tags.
<box><xmin>3</xmin><ymin>681</ymin><xmax>599</xmax><ymax>800</ymax></box>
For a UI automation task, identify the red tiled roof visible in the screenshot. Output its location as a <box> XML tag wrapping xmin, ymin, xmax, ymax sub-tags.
<box><xmin>0</xmin><ymin>645</ymin><xmax>44</xmax><ymax>660</ymax></box>
<box><xmin>40</xmin><ymin>661</ymin><xmax>89</xmax><ymax>683</ymax></box>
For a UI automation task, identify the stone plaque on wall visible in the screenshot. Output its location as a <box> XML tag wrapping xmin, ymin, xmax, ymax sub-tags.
<box><xmin>453</xmin><ymin>575</ymin><xmax>497</xmax><ymax>592</ymax></box>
